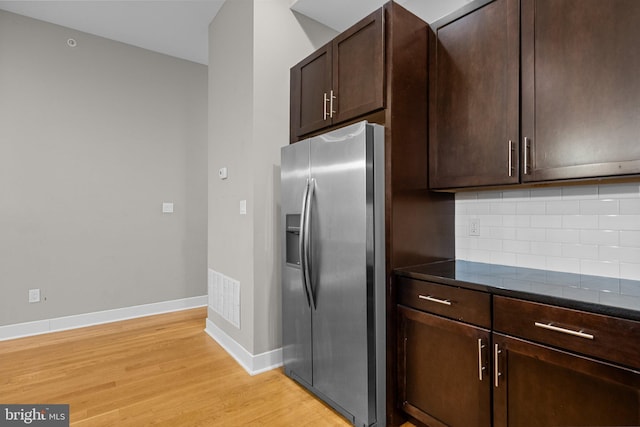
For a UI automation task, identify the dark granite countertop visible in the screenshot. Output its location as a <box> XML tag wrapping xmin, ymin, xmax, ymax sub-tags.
<box><xmin>395</xmin><ymin>260</ymin><xmax>640</xmax><ymax>322</ymax></box>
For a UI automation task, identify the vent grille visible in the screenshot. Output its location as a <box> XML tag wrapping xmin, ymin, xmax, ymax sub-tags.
<box><xmin>208</xmin><ymin>269</ymin><xmax>240</xmax><ymax>328</ymax></box>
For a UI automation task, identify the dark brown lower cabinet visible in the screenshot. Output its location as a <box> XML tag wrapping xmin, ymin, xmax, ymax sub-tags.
<box><xmin>493</xmin><ymin>332</ymin><xmax>640</xmax><ymax>427</ymax></box>
<box><xmin>398</xmin><ymin>305</ymin><xmax>491</xmax><ymax>427</ymax></box>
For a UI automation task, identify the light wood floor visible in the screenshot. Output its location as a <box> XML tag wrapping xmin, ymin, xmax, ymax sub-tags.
<box><xmin>0</xmin><ymin>308</ymin><xmax>357</xmax><ymax>426</ymax></box>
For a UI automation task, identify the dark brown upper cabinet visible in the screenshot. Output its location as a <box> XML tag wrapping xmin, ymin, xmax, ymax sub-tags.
<box><xmin>290</xmin><ymin>8</ymin><xmax>384</xmax><ymax>140</ymax></box>
<box><xmin>429</xmin><ymin>0</ymin><xmax>520</xmax><ymax>190</ymax></box>
<box><xmin>521</xmin><ymin>0</ymin><xmax>640</xmax><ymax>182</ymax></box>
<box><xmin>430</xmin><ymin>0</ymin><xmax>640</xmax><ymax>190</ymax></box>
<box><xmin>291</xmin><ymin>45</ymin><xmax>332</xmax><ymax>138</ymax></box>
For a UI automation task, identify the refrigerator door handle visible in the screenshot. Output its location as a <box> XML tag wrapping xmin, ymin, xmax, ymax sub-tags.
<box><xmin>304</xmin><ymin>178</ymin><xmax>316</xmax><ymax>310</ymax></box>
<box><xmin>299</xmin><ymin>179</ymin><xmax>312</xmax><ymax>308</ymax></box>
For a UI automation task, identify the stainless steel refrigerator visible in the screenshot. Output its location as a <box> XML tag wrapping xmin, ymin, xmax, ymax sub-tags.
<box><xmin>280</xmin><ymin>121</ymin><xmax>386</xmax><ymax>427</ymax></box>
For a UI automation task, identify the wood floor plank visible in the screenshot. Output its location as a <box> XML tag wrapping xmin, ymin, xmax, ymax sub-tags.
<box><xmin>0</xmin><ymin>308</ymin><xmax>352</xmax><ymax>426</ymax></box>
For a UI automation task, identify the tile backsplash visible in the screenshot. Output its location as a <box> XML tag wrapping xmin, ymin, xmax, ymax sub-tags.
<box><xmin>455</xmin><ymin>183</ymin><xmax>640</xmax><ymax>280</ymax></box>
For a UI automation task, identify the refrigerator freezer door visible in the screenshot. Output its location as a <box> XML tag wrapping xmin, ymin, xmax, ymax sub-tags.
<box><xmin>281</xmin><ymin>139</ymin><xmax>313</xmax><ymax>386</ymax></box>
<box><xmin>309</xmin><ymin>121</ymin><xmax>376</xmax><ymax>424</ymax></box>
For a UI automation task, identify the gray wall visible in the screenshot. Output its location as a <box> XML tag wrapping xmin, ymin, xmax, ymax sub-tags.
<box><xmin>208</xmin><ymin>0</ymin><xmax>256</xmax><ymax>352</ymax></box>
<box><xmin>207</xmin><ymin>0</ymin><xmax>336</xmax><ymax>355</ymax></box>
<box><xmin>0</xmin><ymin>11</ymin><xmax>208</xmax><ymax>326</ymax></box>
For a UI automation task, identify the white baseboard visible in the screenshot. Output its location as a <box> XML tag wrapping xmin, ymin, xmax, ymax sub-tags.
<box><xmin>0</xmin><ymin>295</ymin><xmax>208</xmax><ymax>341</ymax></box>
<box><xmin>204</xmin><ymin>318</ymin><xmax>282</xmax><ymax>376</ymax></box>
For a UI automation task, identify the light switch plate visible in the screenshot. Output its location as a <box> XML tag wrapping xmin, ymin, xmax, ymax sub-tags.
<box><xmin>29</xmin><ymin>288</ymin><xmax>40</xmax><ymax>303</ymax></box>
<box><xmin>162</xmin><ymin>202</ymin><xmax>174</xmax><ymax>213</ymax></box>
<box><xmin>239</xmin><ymin>200</ymin><xmax>247</xmax><ymax>215</ymax></box>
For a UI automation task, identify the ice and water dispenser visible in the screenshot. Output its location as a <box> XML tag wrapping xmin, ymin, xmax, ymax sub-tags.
<box><xmin>285</xmin><ymin>214</ymin><xmax>301</xmax><ymax>266</ymax></box>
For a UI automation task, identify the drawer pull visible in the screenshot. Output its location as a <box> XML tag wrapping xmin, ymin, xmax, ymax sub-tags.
<box><xmin>418</xmin><ymin>295</ymin><xmax>452</xmax><ymax>306</ymax></box>
<box><xmin>534</xmin><ymin>322</ymin><xmax>594</xmax><ymax>340</ymax></box>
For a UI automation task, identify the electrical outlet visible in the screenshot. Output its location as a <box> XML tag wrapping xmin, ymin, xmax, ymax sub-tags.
<box><xmin>469</xmin><ymin>218</ymin><xmax>480</xmax><ymax>236</ymax></box>
<box><xmin>29</xmin><ymin>288</ymin><xmax>40</xmax><ymax>303</ymax></box>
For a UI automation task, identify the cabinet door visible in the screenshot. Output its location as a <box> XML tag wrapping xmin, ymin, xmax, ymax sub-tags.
<box><xmin>493</xmin><ymin>333</ymin><xmax>640</xmax><ymax>427</ymax></box>
<box><xmin>398</xmin><ymin>306</ymin><xmax>491</xmax><ymax>427</ymax></box>
<box><xmin>521</xmin><ymin>0</ymin><xmax>640</xmax><ymax>182</ymax></box>
<box><xmin>291</xmin><ymin>44</ymin><xmax>332</xmax><ymax>138</ymax></box>
<box><xmin>429</xmin><ymin>0</ymin><xmax>519</xmax><ymax>189</ymax></box>
<box><xmin>332</xmin><ymin>8</ymin><xmax>385</xmax><ymax>125</ymax></box>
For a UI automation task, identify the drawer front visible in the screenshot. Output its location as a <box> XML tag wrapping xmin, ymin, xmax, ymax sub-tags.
<box><xmin>397</xmin><ymin>277</ymin><xmax>491</xmax><ymax>328</ymax></box>
<box><xmin>494</xmin><ymin>296</ymin><xmax>640</xmax><ymax>369</ymax></box>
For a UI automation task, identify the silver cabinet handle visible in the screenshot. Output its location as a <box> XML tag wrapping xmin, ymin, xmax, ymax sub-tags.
<box><xmin>329</xmin><ymin>89</ymin><xmax>336</xmax><ymax>118</ymax></box>
<box><xmin>508</xmin><ymin>140</ymin><xmax>514</xmax><ymax>177</ymax></box>
<box><xmin>477</xmin><ymin>339</ymin><xmax>486</xmax><ymax>381</ymax></box>
<box><xmin>523</xmin><ymin>137</ymin><xmax>530</xmax><ymax>175</ymax></box>
<box><xmin>494</xmin><ymin>344</ymin><xmax>502</xmax><ymax>388</ymax></box>
<box><xmin>418</xmin><ymin>295</ymin><xmax>452</xmax><ymax>306</ymax></box>
<box><xmin>534</xmin><ymin>322</ymin><xmax>594</xmax><ymax>340</ymax></box>
<box><xmin>323</xmin><ymin>93</ymin><xmax>329</xmax><ymax>120</ymax></box>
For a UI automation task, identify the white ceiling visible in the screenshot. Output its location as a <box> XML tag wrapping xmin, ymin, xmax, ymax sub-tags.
<box><xmin>0</xmin><ymin>0</ymin><xmax>225</xmax><ymax>65</ymax></box>
<box><xmin>0</xmin><ymin>0</ymin><xmax>471</xmax><ymax>65</ymax></box>
<box><xmin>290</xmin><ymin>0</ymin><xmax>472</xmax><ymax>33</ymax></box>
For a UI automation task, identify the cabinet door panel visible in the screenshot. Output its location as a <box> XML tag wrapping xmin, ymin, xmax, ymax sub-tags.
<box><xmin>429</xmin><ymin>0</ymin><xmax>519</xmax><ymax>189</ymax></box>
<box><xmin>398</xmin><ymin>306</ymin><xmax>491</xmax><ymax>427</ymax></box>
<box><xmin>332</xmin><ymin>8</ymin><xmax>385</xmax><ymax>125</ymax></box>
<box><xmin>291</xmin><ymin>45</ymin><xmax>332</xmax><ymax>137</ymax></box>
<box><xmin>493</xmin><ymin>333</ymin><xmax>640</xmax><ymax>427</ymax></box>
<box><xmin>522</xmin><ymin>0</ymin><xmax>640</xmax><ymax>182</ymax></box>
